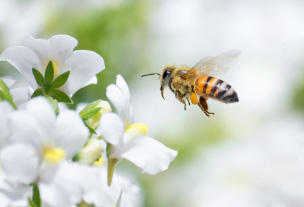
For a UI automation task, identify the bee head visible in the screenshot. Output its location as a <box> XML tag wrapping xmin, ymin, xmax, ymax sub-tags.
<box><xmin>160</xmin><ymin>64</ymin><xmax>175</xmax><ymax>99</ymax></box>
<box><xmin>160</xmin><ymin>64</ymin><xmax>175</xmax><ymax>86</ymax></box>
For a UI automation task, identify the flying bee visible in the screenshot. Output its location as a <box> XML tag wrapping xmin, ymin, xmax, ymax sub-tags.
<box><xmin>142</xmin><ymin>50</ymin><xmax>240</xmax><ymax>117</ymax></box>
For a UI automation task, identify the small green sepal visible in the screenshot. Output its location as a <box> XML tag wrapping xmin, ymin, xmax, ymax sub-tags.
<box><xmin>49</xmin><ymin>90</ymin><xmax>72</xmax><ymax>104</ymax></box>
<box><xmin>29</xmin><ymin>183</ymin><xmax>41</xmax><ymax>207</ymax></box>
<box><xmin>81</xmin><ymin>107</ymin><xmax>101</xmax><ymax>120</ymax></box>
<box><xmin>79</xmin><ymin>100</ymin><xmax>102</xmax><ymax>118</ymax></box>
<box><xmin>31</xmin><ymin>88</ymin><xmax>44</xmax><ymax>98</ymax></box>
<box><xmin>44</xmin><ymin>61</ymin><xmax>54</xmax><ymax>84</ymax></box>
<box><xmin>32</xmin><ymin>62</ymin><xmax>72</xmax><ymax>103</ymax></box>
<box><xmin>52</xmin><ymin>71</ymin><xmax>70</xmax><ymax>89</ymax></box>
<box><xmin>32</xmin><ymin>68</ymin><xmax>44</xmax><ymax>88</ymax></box>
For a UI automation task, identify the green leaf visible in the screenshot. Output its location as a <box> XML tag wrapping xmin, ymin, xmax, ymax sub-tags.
<box><xmin>0</xmin><ymin>78</ymin><xmax>17</xmax><ymax>109</ymax></box>
<box><xmin>31</xmin><ymin>88</ymin><xmax>44</xmax><ymax>98</ymax></box>
<box><xmin>32</xmin><ymin>68</ymin><xmax>44</xmax><ymax>87</ymax></box>
<box><xmin>28</xmin><ymin>198</ymin><xmax>38</xmax><ymax>207</ymax></box>
<box><xmin>51</xmin><ymin>70</ymin><xmax>70</xmax><ymax>89</ymax></box>
<box><xmin>44</xmin><ymin>61</ymin><xmax>54</xmax><ymax>84</ymax></box>
<box><xmin>79</xmin><ymin>100</ymin><xmax>102</xmax><ymax>118</ymax></box>
<box><xmin>31</xmin><ymin>183</ymin><xmax>41</xmax><ymax>207</ymax></box>
<box><xmin>49</xmin><ymin>90</ymin><xmax>72</xmax><ymax>103</ymax></box>
<box><xmin>46</xmin><ymin>96</ymin><xmax>59</xmax><ymax>115</ymax></box>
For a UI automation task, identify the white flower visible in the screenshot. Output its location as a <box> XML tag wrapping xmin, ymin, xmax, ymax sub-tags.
<box><xmin>0</xmin><ymin>96</ymin><xmax>90</xmax><ymax>206</ymax></box>
<box><xmin>98</xmin><ymin>75</ymin><xmax>178</xmax><ymax>185</ymax></box>
<box><xmin>82</xmin><ymin>166</ymin><xmax>142</xmax><ymax>207</ymax></box>
<box><xmin>8</xmin><ymin>96</ymin><xmax>89</xmax><ymax>160</ymax></box>
<box><xmin>0</xmin><ymin>34</ymin><xmax>105</xmax><ymax>97</ymax></box>
<box><xmin>38</xmin><ymin>162</ymin><xmax>93</xmax><ymax>207</ymax></box>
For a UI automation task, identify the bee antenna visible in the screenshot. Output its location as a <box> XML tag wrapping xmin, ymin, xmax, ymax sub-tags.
<box><xmin>141</xmin><ymin>73</ymin><xmax>161</xmax><ymax>78</ymax></box>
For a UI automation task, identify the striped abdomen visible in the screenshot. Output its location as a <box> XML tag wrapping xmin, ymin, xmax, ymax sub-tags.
<box><xmin>194</xmin><ymin>76</ymin><xmax>239</xmax><ymax>103</ymax></box>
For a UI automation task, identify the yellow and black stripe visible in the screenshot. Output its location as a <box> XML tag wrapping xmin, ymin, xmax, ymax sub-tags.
<box><xmin>195</xmin><ymin>76</ymin><xmax>238</xmax><ymax>103</ymax></box>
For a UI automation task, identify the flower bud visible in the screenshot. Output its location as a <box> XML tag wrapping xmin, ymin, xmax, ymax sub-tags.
<box><xmin>80</xmin><ymin>100</ymin><xmax>111</xmax><ymax>131</ymax></box>
<box><xmin>76</xmin><ymin>138</ymin><xmax>103</xmax><ymax>165</ymax></box>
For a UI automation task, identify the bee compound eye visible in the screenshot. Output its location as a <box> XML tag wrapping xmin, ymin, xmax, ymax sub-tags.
<box><xmin>162</xmin><ymin>70</ymin><xmax>171</xmax><ymax>80</ymax></box>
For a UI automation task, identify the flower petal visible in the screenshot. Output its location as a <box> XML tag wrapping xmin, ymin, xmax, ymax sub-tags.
<box><xmin>0</xmin><ymin>178</ymin><xmax>32</xmax><ymax>207</ymax></box>
<box><xmin>8</xmin><ymin>111</ymin><xmax>47</xmax><ymax>155</ymax></box>
<box><xmin>48</xmin><ymin>34</ymin><xmax>78</xmax><ymax>61</ymax></box>
<box><xmin>62</xmin><ymin>50</ymin><xmax>105</xmax><ymax>96</ymax></box>
<box><xmin>84</xmin><ymin>75</ymin><xmax>98</xmax><ymax>87</ymax></box>
<box><xmin>121</xmin><ymin>136</ymin><xmax>178</xmax><ymax>175</ymax></box>
<box><xmin>22</xmin><ymin>36</ymin><xmax>50</xmax><ymax>70</ymax></box>
<box><xmin>0</xmin><ymin>143</ymin><xmax>39</xmax><ymax>184</ymax></box>
<box><xmin>54</xmin><ymin>110</ymin><xmax>89</xmax><ymax>158</ymax></box>
<box><xmin>83</xmin><ymin>167</ymin><xmax>123</xmax><ymax>206</ymax></box>
<box><xmin>39</xmin><ymin>183</ymin><xmax>71</xmax><ymax>207</ymax></box>
<box><xmin>9</xmin><ymin>87</ymin><xmax>31</xmax><ymax>107</ymax></box>
<box><xmin>116</xmin><ymin>75</ymin><xmax>130</xmax><ymax>105</ymax></box>
<box><xmin>39</xmin><ymin>162</ymin><xmax>84</xmax><ymax>207</ymax></box>
<box><xmin>106</xmin><ymin>84</ymin><xmax>126</xmax><ymax>119</ymax></box>
<box><xmin>98</xmin><ymin>113</ymin><xmax>125</xmax><ymax>146</ymax></box>
<box><xmin>22</xmin><ymin>35</ymin><xmax>78</xmax><ymax>79</ymax></box>
<box><xmin>2</xmin><ymin>76</ymin><xmax>16</xmax><ymax>87</ymax></box>
<box><xmin>0</xmin><ymin>101</ymin><xmax>14</xmax><ymax>148</ymax></box>
<box><xmin>106</xmin><ymin>75</ymin><xmax>133</xmax><ymax>128</ymax></box>
<box><xmin>48</xmin><ymin>35</ymin><xmax>78</xmax><ymax>77</ymax></box>
<box><xmin>26</xmin><ymin>97</ymin><xmax>56</xmax><ymax>136</ymax></box>
<box><xmin>0</xmin><ymin>46</ymin><xmax>40</xmax><ymax>89</ymax></box>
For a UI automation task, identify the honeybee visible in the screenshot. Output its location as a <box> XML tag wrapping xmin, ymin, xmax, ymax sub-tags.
<box><xmin>142</xmin><ymin>50</ymin><xmax>240</xmax><ymax>117</ymax></box>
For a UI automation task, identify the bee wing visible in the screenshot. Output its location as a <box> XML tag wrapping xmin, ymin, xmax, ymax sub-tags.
<box><xmin>180</xmin><ymin>68</ymin><xmax>199</xmax><ymax>81</ymax></box>
<box><xmin>192</xmin><ymin>50</ymin><xmax>240</xmax><ymax>76</ymax></box>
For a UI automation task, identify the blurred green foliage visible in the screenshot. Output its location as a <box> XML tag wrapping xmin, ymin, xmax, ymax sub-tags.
<box><xmin>292</xmin><ymin>70</ymin><xmax>304</xmax><ymax>114</ymax></box>
<box><xmin>42</xmin><ymin>0</ymin><xmax>149</xmax><ymax>106</ymax></box>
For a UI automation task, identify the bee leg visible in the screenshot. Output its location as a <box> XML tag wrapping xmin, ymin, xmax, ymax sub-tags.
<box><xmin>186</xmin><ymin>97</ymin><xmax>191</xmax><ymax>106</ymax></box>
<box><xmin>175</xmin><ymin>91</ymin><xmax>187</xmax><ymax>110</ymax></box>
<box><xmin>198</xmin><ymin>96</ymin><xmax>215</xmax><ymax>117</ymax></box>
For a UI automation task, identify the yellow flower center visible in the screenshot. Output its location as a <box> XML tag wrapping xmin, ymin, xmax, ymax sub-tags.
<box><xmin>126</xmin><ymin>123</ymin><xmax>147</xmax><ymax>136</ymax></box>
<box><xmin>44</xmin><ymin>147</ymin><xmax>66</xmax><ymax>163</ymax></box>
<box><xmin>52</xmin><ymin>60</ymin><xmax>59</xmax><ymax>77</ymax></box>
<box><xmin>93</xmin><ymin>157</ymin><xmax>105</xmax><ymax>166</ymax></box>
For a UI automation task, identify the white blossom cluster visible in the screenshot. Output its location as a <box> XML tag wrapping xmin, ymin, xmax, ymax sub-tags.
<box><xmin>0</xmin><ymin>34</ymin><xmax>177</xmax><ymax>207</ymax></box>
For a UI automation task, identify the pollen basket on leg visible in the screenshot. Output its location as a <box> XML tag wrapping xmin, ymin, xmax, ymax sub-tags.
<box><xmin>190</xmin><ymin>92</ymin><xmax>198</xmax><ymax>105</ymax></box>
